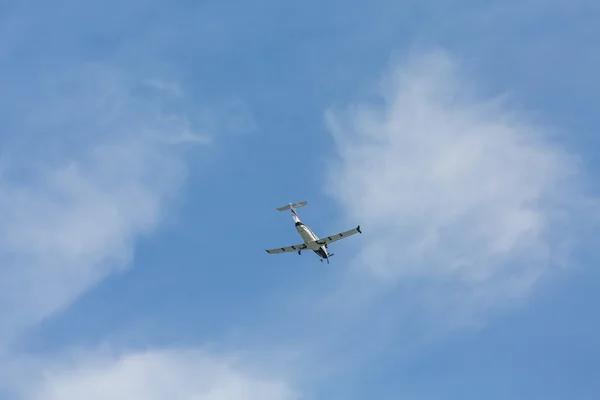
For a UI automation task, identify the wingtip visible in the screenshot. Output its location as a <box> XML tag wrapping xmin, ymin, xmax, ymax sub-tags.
<box><xmin>357</xmin><ymin>225</ymin><xmax>362</xmax><ymax>234</ymax></box>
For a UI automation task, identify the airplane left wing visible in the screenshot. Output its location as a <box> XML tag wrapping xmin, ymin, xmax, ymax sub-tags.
<box><xmin>314</xmin><ymin>225</ymin><xmax>362</xmax><ymax>246</ymax></box>
<box><xmin>265</xmin><ymin>243</ymin><xmax>308</xmax><ymax>254</ymax></box>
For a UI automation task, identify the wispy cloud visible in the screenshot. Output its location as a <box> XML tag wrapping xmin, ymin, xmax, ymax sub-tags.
<box><xmin>324</xmin><ymin>48</ymin><xmax>598</xmax><ymax>326</ymax></box>
<box><xmin>0</xmin><ymin>62</ymin><xmax>206</xmax><ymax>347</ymax></box>
<box><xmin>8</xmin><ymin>348</ymin><xmax>299</xmax><ymax>400</ymax></box>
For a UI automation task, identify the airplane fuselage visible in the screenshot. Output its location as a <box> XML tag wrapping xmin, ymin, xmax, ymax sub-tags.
<box><xmin>292</xmin><ymin>212</ymin><xmax>329</xmax><ymax>260</ymax></box>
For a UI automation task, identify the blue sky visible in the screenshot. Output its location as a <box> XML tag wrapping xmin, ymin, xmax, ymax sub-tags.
<box><xmin>1</xmin><ymin>0</ymin><xmax>599</xmax><ymax>399</ymax></box>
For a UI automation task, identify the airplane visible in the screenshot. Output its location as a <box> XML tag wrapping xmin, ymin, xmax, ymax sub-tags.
<box><xmin>265</xmin><ymin>201</ymin><xmax>362</xmax><ymax>264</ymax></box>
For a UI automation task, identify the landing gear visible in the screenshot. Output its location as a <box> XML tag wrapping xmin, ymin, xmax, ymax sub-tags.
<box><xmin>298</xmin><ymin>250</ymin><xmax>301</xmax><ymax>255</ymax></box>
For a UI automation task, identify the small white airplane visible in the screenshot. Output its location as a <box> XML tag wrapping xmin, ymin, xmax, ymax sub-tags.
<box><xmin>265</xmin><ymin>201</ymin><xmax>362</xmax><ymax>264</ymax></box>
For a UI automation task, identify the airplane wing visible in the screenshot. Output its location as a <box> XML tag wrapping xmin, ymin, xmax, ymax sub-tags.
<box><xmin>314</xmin><ymin>225</ymin><xmax>362</xmax><ymax>246</ymax></box>
<box><xmin>265</xmin><ymin>243</ymin><xmax>308</xmax><ymax>254</ymax></box>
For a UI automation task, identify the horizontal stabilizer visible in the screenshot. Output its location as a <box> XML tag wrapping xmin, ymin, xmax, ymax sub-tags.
<box><xmin>276</xmin><ymin>201</ymin><xmax>307</xmax><ymax>211</ymax></box>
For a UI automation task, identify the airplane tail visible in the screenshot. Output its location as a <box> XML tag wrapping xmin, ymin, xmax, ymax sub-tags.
<box><xmin>276</xmin><ymin>201</ymin><xmax>307</xmax><ymax>213</ymax></box>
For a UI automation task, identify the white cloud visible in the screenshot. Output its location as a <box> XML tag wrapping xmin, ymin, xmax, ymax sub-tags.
<box><xmin>324</xmin><ymin>49</ymin><xmax>598</xmax><ymax>318</ymax></box>
<box><xmin>9</xmin><ymin>348</ymin><xmax>299</xmax><ymax>400</ymax></box>
<box><xmin>0</xmin><ymin>63</ymin><xmax>206</xmax><ymax>347</ymax></box>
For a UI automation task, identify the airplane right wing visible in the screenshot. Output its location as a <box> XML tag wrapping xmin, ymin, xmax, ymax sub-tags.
<box><xmin>265</xmin><ymin>243</ymin><xmax>308</xmax><ymax>254</ymax></box>
<box><xmin>314</xmin><ymin>225</ymin><xmax>362</xmax><ymax>246</ymax></box>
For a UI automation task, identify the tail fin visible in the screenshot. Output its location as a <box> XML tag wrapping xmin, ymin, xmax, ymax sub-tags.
<box><xmin>276</xmin><ymin>201</ymin><xmax>307</xmax><ymax>212</ymax></box>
